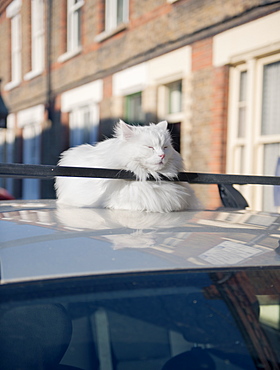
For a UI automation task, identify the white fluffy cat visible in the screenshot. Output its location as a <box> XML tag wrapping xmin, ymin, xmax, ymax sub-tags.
<box><xmin>55</xmin><ymin>120</ymin><xmax>200</xmax><ymax>212</ymax></box>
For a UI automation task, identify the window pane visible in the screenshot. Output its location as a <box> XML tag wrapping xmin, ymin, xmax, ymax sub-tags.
<box><xmin>22</xmin><ymin>125</ymin><xmax>41</xmax><ymax>199</ymax></box>
<box><xmin>239</xmin><ymin>70</ymin><xmax>247</xmax><ymax>102</ymax></box>
<box><xmin>67</xmin><ymin>0</ymin><xmax>82</xmax><ymax>51</ymax></box>
<box><xmin>263</xmin><ymin>143</ymin><xmax>280</xmax><ymax>212</ymax></box>
<box><xmin>117</xmin><ymin>0</ymin><xmax>124</xmax><ymax>25</ymax></box>
<box><xmin>167</xmin><ymin>80</ymin><xmax>182</xmax><ymax>114</ymax></box>
<box><xmin>11</xmin><ymin>14</ymin><xmax>21</xmax><ymax>82</ymax></box>
<box><xmin>75</xmin><ymin>8</ymin><xmax>81</xmax><ymax>47</ymax></box>
<box><xmin>237</xmin><ymin>71</ymin><xmax>247</xmax><ymax>138</ymax></box>
<box><xmin>125</xmin><ymin>92</ymin><xmax>144</xmax><ymax>123</ymax></box>
<box><xmin>237</xmin><ymin>107</ymin><xmax>246</xmax><ymax>138</ymax></box>
<box><xmin>234</xmin><ymin>145</ymin><xmax>245</xmax><ymax>174</ymax></box>
<box><xmin>70</xmin><ymin>106</ymin><xmax>98</xmax><ymax>147</ymax></box>
<box><xmin>261</xmin><ymin>61</ymin><xmax>280</xmax><ymax>135</ymax></box>
<box><xmin>31</xmin><ymin>0</ymin><xmax>44</xmax><ymax>71</ymax></box>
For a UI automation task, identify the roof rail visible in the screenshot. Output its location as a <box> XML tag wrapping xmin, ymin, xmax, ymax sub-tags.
<box><xmin>1</xmin><ymin>163</ymin><xmax>280</xmax><ymax>185</ymax></box>
<box><xmin>1</xmin><ymin>163</ymin><xmax>279</xmax><ymax>209</ymax></box>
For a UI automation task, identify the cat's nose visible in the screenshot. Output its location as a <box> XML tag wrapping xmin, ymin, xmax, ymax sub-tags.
<box><xmin>159</xmin><ymin>154</ymin><xmax>165</xmax><ymax>159</ymax></box>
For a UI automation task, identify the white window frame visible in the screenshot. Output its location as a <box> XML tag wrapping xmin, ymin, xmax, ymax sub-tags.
<box><xmin>105</xmin><ymin>0</ymin><xmax>129</xmax><ymax>32</ymax></box>
<box><xmin>24</xmin><ymin>0</ymin><xmax>45</xmax><ymax>80</ymax></box>
<box><xmin>58</xmin><ymin>0</ymin><xmax>84</xmax><ymax>62</ymax></box>
<box><xmin>61</xmin><ymin>80</ymin><xmax>103</xmax><ymax>146</ymax></box>
<box><xmin>5</xmin><ymin>0</ymin><xmax>22</xmax><ymax>91</ymax></box>
<box><xmin>95</xmin><ymin>0</ymin><xmax>129</xmax><ymax>42</ymax></box>
<box><xmin>69</xmin><ymin>104</ymin><xmax>99</xmax><ymax>147</ymax></box>
<box><xmin>67</xmin><ymin>0</ymin><xmax>83</xmax><ymax>52</ymax></box>
<box><xmin>227</xmin><ymin>53</ymin><xmax>280</xmax><ymax>212</ymax></box>
<box><xmin>124</xmin><ymin>91</ymin><xmax>145</xmax><ymax>123</ymax></box>
<box><xmin>157</xmin><ymin>77</ymin><xmax>184</xmax><ymax>124</ymax></box>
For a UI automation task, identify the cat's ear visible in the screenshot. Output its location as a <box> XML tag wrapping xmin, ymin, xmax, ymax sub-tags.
<box><xmin>157</xmin><ymin>120</ymin><xmax>168</xmax><ymax>131</ymax></box>
<box><xmin>115</xmin><ymin>120</ymin><xmax>134</xmax><ymax>140</ymax></box>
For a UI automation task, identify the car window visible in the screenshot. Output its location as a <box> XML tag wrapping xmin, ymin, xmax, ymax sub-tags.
<box><xmin>1</xmin><ymin>268</ymin><xmax>280</xmax><ymax>370</ymax></box>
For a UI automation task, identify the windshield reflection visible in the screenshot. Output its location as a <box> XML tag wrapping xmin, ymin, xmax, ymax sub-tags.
<box><xmin>1</xmin><ymin>269</ymin><xmax>280</xmax><ymax>369</ymax></box>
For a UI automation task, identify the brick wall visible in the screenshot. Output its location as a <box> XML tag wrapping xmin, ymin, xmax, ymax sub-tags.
<box><xmin>1</xmin><ymin>0</ymin><xmax>280</xmax><ymax>201</ymax></box>
<box><xmin>190</xmin><ymin>37</ymin><xmax>222</xmax><ymax>208</ymax></box>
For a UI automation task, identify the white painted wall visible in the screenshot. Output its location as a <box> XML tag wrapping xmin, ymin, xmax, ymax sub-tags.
<box><xmin>61</xmin><ymin>80</ymin><xmax>103</xmax><ymax>112</ymax></box>
<box><xmin>213</xmin><ymin>11</ymin><xmax>280</xmax><ymax>66</ymax></box>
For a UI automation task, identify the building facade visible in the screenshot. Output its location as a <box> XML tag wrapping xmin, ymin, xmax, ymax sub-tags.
<box><xmin>0</xmin><ymin>0</ymin><xmax>280</xmax><ymax>210</ymax></box>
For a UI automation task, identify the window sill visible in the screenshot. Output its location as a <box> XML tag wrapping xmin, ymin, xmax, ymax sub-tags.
<box><xmin>24</xmin><ymin>69</ymin><xmax>43</xmax><ymax>81</ymax></box>
<box><xmin>58</xmin><ymin>47</ymin><xmax>82</xmax><ymax>63</ymax></box>
<box><xmin>4</xmin><ymin>80</ymin><xmax>20</xmax><ymax>91</ymax></box>
<box><xmin>94</xmin><ymin>23</ymin><xmax>128</xmax><ymax>43</ymax></box>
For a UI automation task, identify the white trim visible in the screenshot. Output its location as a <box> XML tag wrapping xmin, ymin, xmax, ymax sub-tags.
<box><xmin>61</xmin><ymin>80</ymin><xmax>103</xmax><ymax>112</ymax></box>
<box><xmin>67</xmin><ymin>0</ymin><xmax>84</xmax><ymax>52</ymax></box>
<box><xmin>94</xmin><ymin>23</ymin><xmax>128</xmax><ymax>43</ymax></box>
<box><xmin>113</xmin><ymin>63</ymin><xmax>148</xmax><ymax>96</ymax></box>
<box><xmin>57</xmin><ymin>47</ymin><xmax>82</xmax><ymax>63</ymax></box>
<box><xmin>213</xmin><ymin>11</ymin><xmax>280</xmax><ymax>67</ymax></box>
<box><xmin>17</xmin><ymin>104</ymin><xmax>45</xmax><ymax>128</ymax></box>
<box><xmin>24</xmin><ymin>69</ymin><xmax>43</xmax><ymax>81</ymax></box>
<box><xmin>5</xmin><ymin>11</ymin><xmax>22</xmax><ymax>90</ymax></box>
<box><xmin>148</xmin><ymin>46</ymin><xmax>192</xmax><ymax>83</ymax></box>
<box><xmin>29</xmin><ymin>0</ymin><xmax>44</xmax><ymax>75</ymax></box>
<box><xmin>4</xmin><ymin>80</ymin><xmax>20</xmax><ymax>91</ymax></box>
<box><xmin>104</xmin><ymin>0</ymin><xmax>129</xmax><ymax>33</ymax></box>
<box><xmin>6</xmin><ymin>0</ymin><xmax>21</xmax><ymax>18</ymax></box>
<box><xmin>7</xmin><ymin>114</ymin><xmax>16</xmax><ymax>130</ymax></box>
<box><xmin>112</xmin><ymin>46</ymin><xmax>192</xmax><ymax>97</ymax></box>
<box><xmin>227</xmin><ymin>53</ymin><xmax>280</xmax><ymax>211</ymax></box>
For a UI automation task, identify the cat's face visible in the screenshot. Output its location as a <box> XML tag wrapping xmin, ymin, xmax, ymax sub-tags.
<box><xmin>115</xmin><ymin>120</ymin><xmax>173</xmax><ymax>172</ymax></box>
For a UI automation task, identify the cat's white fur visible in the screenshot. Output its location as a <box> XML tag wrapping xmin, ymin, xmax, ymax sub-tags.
<box><xmin>55</xmin><ymin>120</ymin><xmax>200</xmax><ymax>212</ymax></box>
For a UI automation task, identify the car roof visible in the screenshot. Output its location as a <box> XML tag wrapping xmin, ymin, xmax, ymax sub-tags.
<box><xmin>1</xmin><ymin>199</ymin><xmax>280</xmax><ymax>284</ymax></box>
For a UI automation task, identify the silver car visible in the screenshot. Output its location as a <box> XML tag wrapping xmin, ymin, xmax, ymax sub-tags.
<box><xmin>1</xmin><ymin>194</ymin><xmax>280</xmax><ymax>369</ymax></box>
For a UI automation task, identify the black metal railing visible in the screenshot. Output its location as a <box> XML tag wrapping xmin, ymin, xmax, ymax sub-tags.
<box><xmin>1</xmin><ymin>163</ymin><xmax>280</xmax><ymax>208</ymax></box>
<box><xmin>1</xmin><ymin>163</ymin><xmax>280</xmax><ymax>185</ymax></box>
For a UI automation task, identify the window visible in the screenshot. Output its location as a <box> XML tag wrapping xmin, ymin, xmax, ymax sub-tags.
<box><xmin>260</xmin><ymin>60</ymin><xmax>280</xmax><ymax>211</ymax></box>
<box><xmin>69</xmin><ymin>105</ymin><xmax>99</xmax><ymax>147</ymax></box>
<box><xmin>158</xmin><ymin>80</ymin><xmax>183</xmax><ymax>122</ymax></box>
<box><xmin>25</xmin><ymin>0</ymin><xmax>44</xmax><ymax>80</ymax></box>
<box><xmin>1</xmin><ymin>269</ymin><xmax>280</xmax><ymax>369</ymax></box>
<box><xmin>158</xmin><ymin>80</ymin><xmax>183</xmax><ymax>152</ymax></box>
<box><xmin>229</xmin><ymin>67</ymin><xmax>248</xmax><ymax>176</ymax></box>
<box><xmin>22</xmin><ymin>123</ymin><xmax>41</xmax><ymax>199</ymax></box>
<box><xmin>58</xmin><ymin>0</ymin><xmax>84</xmax><ymax>62</ymax></box>
<box><xmin>5</xmin><ymin>0</ymin><xmax>22</xmax><ymax>90</ymax></box>
<box><xmin>125</xmin><ymin>92</ymin><xmax>144</xmax><ymax>124</ymax></box>
<box><xmin>167</xmin><ymin>80</ymin><xmax>182</xmax><ymax>114</ymax></box>
<box><xmin>67</xmin><ymin>0</ymin><xmax>83</xmax><ymax>52</ymax></box>
<box><xmin>227</xmin><ymin>54</ymin><xmax>280</xmax><ymax>212</ymax></box>
<box><xmin>0</xmin><ymin>127</ymin><xmax>15</xmax><ymax>194</ymax></box>
<box><xmin>105</xmin><ymin>0</ymin><xmax>129</xmax><ymax>32</ymax></box>
<box><xmin>0</xmin><ymin>130</ymin><xmax>5</xmax><ymax>189</ymax></box>
<box><xmin>17</xmin><ymin>105</ymin><xmax>44</xmax><ymax>200</ymax></box>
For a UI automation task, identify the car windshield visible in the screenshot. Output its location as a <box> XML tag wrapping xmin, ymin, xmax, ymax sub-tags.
<box><xmin>1</xmin><ymin>267</ymin><xmax>280</xmax><ymax>370</ymax></box>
